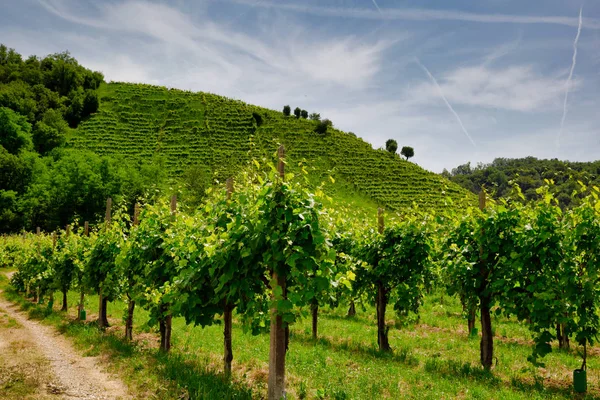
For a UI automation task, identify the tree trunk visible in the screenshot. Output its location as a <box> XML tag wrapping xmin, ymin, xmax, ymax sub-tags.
<box><xmin>48</xmin><ymin>291</ymin><xmax>54</xmax><ymax>309</ymax></box>
<box><xmin>125</xmin><ymin>294</ymin><xmax>135</xmax><ymax>341</ymax></box>
<box><xmin>467</xmin><ymin>309</ymin><xmax>476</xmax><ymax>335</ymax></box>
<box><xmin>376</xmin><ymin>282</ymin><xmax>391</xmax><ymax>352</ymax></box>
<box><xmin>268</xmin><ymin>272</ymin><xmax>286</xmax><ymax>400</ymax></box>
<box><xmin>78</xmin><ymin>290</ymin><xmax>84</xmax><ymax>316</ymax></box>
<box><xmin>61</xmin><ymin>290</ymin><xmax>68</xmax><ymax>312</ymax></box>
<box><xmin>557</xmin><ymin>323</ymin><xmax>570</xmax><ymax>350</ymax></box>
<box><xmin>223</xmin><ymin>303</ymin><xmax>233</xmax><ymax>376</ymax></box>
<box><xmin>99</xmin><ymin>296</ymin><xmax>109</xmax><ymax>328</ymax></box>
<box><xmin>347</xmin><ymin>300</ymin><xmax>356</xmax><ymax>317</ymax></box>
<box><xmin>33</xmin><ymin>286</ymin><xmax>38</xmax><ymax>302</ymax></box>
<box><xmin>480</xmin><ymin>297</ymin><xmax>493</xmax><ymax>370</ymax></box>
<box><xmin>159</xmin><ymin>306</ymin><xmax>172</xmax><ymax>352</ymax></box>
<box><xmin>98</xmin><ymin>288</ymin><xmax>104</xmax><ymax>328</ymax></box>
<box><xmin>311</xmin><ymin>301</ymin><xmax>318</xmax><ymax>340</ymax></box>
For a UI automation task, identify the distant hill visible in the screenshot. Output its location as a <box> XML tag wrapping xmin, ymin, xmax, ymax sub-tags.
<box><xmin>444</xmin><ymin>157</ymin><xmax>600</xmax><ymax>208</ymax></box>
<box><xmin>69</xmin><ymin>82</ymin><xmax>473</xmax><ymax>212</ymax></box>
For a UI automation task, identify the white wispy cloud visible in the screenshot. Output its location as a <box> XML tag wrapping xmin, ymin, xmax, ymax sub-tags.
<box><xmin>415</xmin><ymin>58</ymin><xmax>477</xmax><ymax>147</ymax></box>
<box><xmin>220</xmin><ymin>0</ymin><xmax>600</xmax><ymax>29</ymax></box>
<box><xmin>558</xmin><ymin>7</ymin><xmax>583</xmax><ymax>147</ymax></box>
<box><xmin>36</xmin><ymin>0</ymin><xmax>391</xmax><ymax>90</ymax></box>
<box><xmin>408</xmin><ymin>64</ymin><xmax>575</xmax><ymax>112</ymax></box>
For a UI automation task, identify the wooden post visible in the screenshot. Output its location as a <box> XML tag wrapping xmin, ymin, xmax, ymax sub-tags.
<box><xmin>159</xmin><ymin>196</ymin><xmax>177</xmax><ymax>352</ymax></box>
<box><xmin>125</xmin><ymin>204</ymin><xmax>140</xmax><ymax>341</ymax></box>
<box><xmin>269</xmin><ymin>145</ymin><xmax>287</xmax><ymax>400</ymax></box>
<box><xmin>376</xmin><ymin>208</ymin><xmax>390</xmax><ymax>352</ymax></box>
<box><xmin>224</xmin><ymin>178</ymin><xmax>234</xmax><ymax>375</ymax></box>
<box><xmin>478</xmin><ymin>190</ymin><xmax>493</xmax><ymax>369</ymax></box>
<box><xmin>99</xmin><ymin>199</ymin><xmax>112</xmax><ymax>329</ymax></box>
<box><xmin>61</xmin><ymin>227</ymin><xmax>70</xmax><ymax>311</ymax></box>
<box><xmin>48</xmin><ymin>232</ymin><xmax>56</xmax><ymax>310</ymax></box>
<box><xmin>133</xmin><ymin>203</ymin><xmax>140</xmax><ymax>226</ymax></box>
<box><xmin>79</xmin><ymin>222</ymin><xmax>89</xmax><ymax>319</ymax></box>
<box><xmin>479</xmin><ymin>190</ymin><xmax>486</xmax><ymax>211</ymax></box>
<box><xmin>105</xmin><ymin>197</ymin><xmax>112</xmax><ymax>226</ymax></box>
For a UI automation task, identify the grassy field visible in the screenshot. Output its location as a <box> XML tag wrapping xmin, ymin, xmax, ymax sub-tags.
<box><xmin>68</xmin><ymin>82</ymin><xmax>474</xmax><ymax>213</ymax></box>
<box><xmin>1</xmin><ymin>272</ymin><xmax>596</xmax><ymax>400</ymax></box>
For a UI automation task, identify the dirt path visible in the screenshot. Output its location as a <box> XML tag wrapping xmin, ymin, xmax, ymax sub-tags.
<box><xmin>0</xmin><ymin>272</ymin><xmax>130</xmax><ymax>399</ymax></box>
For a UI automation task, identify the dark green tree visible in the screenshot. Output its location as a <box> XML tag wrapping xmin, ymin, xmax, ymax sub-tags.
<box><xmin>0</xmin><ymin>107</ymin><xmax>32</xmax><ymax>154</ymax></box>
<box><xmin>282</xmin><ymin>105</ymin><xmax>291</xmax><ymax>116</ymax></box>
<box><xmin>82</xmin><ymin>90</ymin><xmax>99</xmax><ymax>117</ymax></box>
<box><xmin>301</xmin><ymin>109</ymin><xmax>308</xmax><ymax>119</ymax></box>
<box><xmin>401</xmin><ymin>146</ymin><xmax>414</xmax><ymax>160</ymax></box>
<box><xmin>385</xmin><ymin>139</ymin><xmax>397</xmax><ymax>154</ymax></box>
<box><xmin>294</xmin><ymin>107</ymin><xmax>301</xmax><ymax>119</ymax></box>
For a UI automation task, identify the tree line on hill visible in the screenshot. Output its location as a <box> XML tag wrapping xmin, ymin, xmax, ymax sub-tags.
<box><xmin>282</xmin><ymin>104</ymin><xmax>332</xmax><ymax>134</ymax></box>
<box><xmin>443</xmin><ymin>157</ymin><xmax>600</xmax><ymax>208</ymax></box>
<box><xmin>385</xmin><ymin>139</ymin><xmax>414</xmax><ymax>160</ymax></box>
<box><xmin>0</xmin><ymin>45</ymin><xmax>179</xmax><ymax>234</ymax></box>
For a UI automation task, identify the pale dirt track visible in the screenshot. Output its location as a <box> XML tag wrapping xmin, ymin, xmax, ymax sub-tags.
<box><xmin>0</xmin><ymin>271</ymin><xmax>130</xmax><ymax>399</ymax></box>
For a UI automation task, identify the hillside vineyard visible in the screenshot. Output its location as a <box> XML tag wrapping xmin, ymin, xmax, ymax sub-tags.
<box><xmin>69</xmin><ymin>82</ymin><xmax>473</xmax><ymax>211</ymax></box>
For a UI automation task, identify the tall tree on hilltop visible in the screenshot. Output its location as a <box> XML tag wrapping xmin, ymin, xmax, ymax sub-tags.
<box><xmin>401</xmin><ymin>146</ymin><xmax>414</xmax><ymax>160</ymax></box>
<box><xmin>385</xmin><ymin>139</ymin><xmax>398</xmax><ymax>154</ymax></box>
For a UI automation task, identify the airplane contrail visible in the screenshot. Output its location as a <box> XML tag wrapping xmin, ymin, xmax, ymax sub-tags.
<box><xmin>370</xmin><ymin>0</ymin><xmax>382</xmax><ymax>14</ymax></box>
<box><xmin>557</xmin><ymin>7</ymin><xmax>583</xmax><ymax>147</ymax></box>
<box><xmin>415</xmin><ymin>58</ymin><xmax>477</xmax><ymax>147</ymax></box>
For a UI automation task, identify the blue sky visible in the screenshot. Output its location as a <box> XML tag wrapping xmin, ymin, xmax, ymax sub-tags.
<box><xmin>1</xmin><ymin>0</ymin><xmax>598</xmax><ymax>172</ymax></box>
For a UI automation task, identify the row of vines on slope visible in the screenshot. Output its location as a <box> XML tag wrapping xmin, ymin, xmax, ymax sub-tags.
<box><xmin>2</xmin><ymin>152</ymin><xmax>600</xmax><ymax>397</ymax></box>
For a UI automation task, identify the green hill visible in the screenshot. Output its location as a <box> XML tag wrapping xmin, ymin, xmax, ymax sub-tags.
<box><xmin>69</xmin><ymin>82</ymin><xmax>473</xmax><ymax>212</ymax></box>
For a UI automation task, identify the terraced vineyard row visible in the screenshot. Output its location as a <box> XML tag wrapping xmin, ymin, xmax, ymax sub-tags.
<box><xmin>69</xmin><ymin>82</ymin><xmax>474</xmax><ymax>210</ymax></box>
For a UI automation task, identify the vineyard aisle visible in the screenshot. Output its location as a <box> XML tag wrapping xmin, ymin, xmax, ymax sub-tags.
<box><xmin>0</xmin><ymin>271</ymin><xmax>130</xmax><ymax>400</ymax></box>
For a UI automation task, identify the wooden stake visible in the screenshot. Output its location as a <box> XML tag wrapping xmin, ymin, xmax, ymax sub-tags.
<box><xmin>133</xmin><ymin>203</ymin><xmax>140</xmax><ymax>226</ymax></box>
<box><xmin>479</xmin><ymin>190</ymin><xmax>486</xmax><ymax>211</ymax></box>
<box><xmin>224</xmin><ymin>177</ymin><xmax>234</xmax><ymax>375</ymax></box>
<box><xmin>99</xmin><ymin>199</ymin><xmax>112</xmax><ymax>329</ymax></box>
<box><xmin>277</xmin><ymin>145</ymin><xmax>285</xmax><ymax>179</ymax></box>
<box><xmin>84</xmin><ymin>221</ymin><xmax>89</xmax><ymax>237</ymax></box>
<box><xmin>170</xmin><ymin>195</ymin><xmax>177</xmax><ymax>215</ymax></box>
<box><xmin>105</xmin><ymin>198</ymin><xmax>112</xmax><ymax>225</ymax></box>
<box><xmin>269</xmin><ymin>146</ymin><xmax>287</xmax><ymax>400</ymax></box>
<box><xmin>376</xmin><ymin>208</ymin><xmax>390</xmax><ymax>351</ymax></box>
<box><xmin>377</xmin><ymin>208</ymin><xmax>384</xmax><ymax>234</ymax></box>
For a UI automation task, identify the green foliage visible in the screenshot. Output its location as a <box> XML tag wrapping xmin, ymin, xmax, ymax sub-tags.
<box><xmin>294</xmin><ymin>107</ymin><xmax>301</xmax><ymax>119</ymax></box>
<box><xmin>309</xmin><ymin>113</ymin><xmax>320</xmax><ymax>121</ymax></box>
<box><xmin>447</xmin><ymin>157</ymin><xmax>600</xmax><ymax>208</ymax></box>
<box><xmin>385</xmin><ymin>139</ymin><xmax>397</xmax><ymax>154</ymax></box>
<box><xmin>282</xmin><ymin>105</ymin><xmax>291</xmax><ymax>116</ymax></box>
<box><xmin>85</xmin><ymin>215</ymin><xmax>126</xmax><ymax>300</ymax></box>
<box><xmin>69</xmin><ymin>82</ymin><xmax>472</xmax><ymax>215</ymax></box>
<box><xmin>401</xmin><ymin>146</ymin><xmax>414</xmax><ymax>160</ymax></box>
<box><xmin>314</xmin><ymin>120</ymin><xmax>329</xmax><ymax>135</ymax></box>
<box><xmin>301</xmin><ymin>109</ymin><xmax>308</xmax><ymax>119</ymax></box>
<box><xmin>356</xmin><ymin>214</ymin><xmax>432</xmax><ymax>316</ymax></box>
<box><xmin>0</xmin><ymin>106</ymin><xmax>32</xmax><ymax>154</ymax></box>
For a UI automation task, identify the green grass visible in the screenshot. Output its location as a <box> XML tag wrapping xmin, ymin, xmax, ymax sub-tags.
<box><xmin>69</xmin><ymin>82</ymin><xmax>474</xmax><ymax>213</ymax></box>
<box><xmin>2</xmin><ymin>272</ymin><xmax>597</xmax><ymax>400</ymax></box>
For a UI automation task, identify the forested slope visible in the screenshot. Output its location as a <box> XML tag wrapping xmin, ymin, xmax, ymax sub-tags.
<box><xmin>445</xmin><ymin>157</ymin><xmax>600</xmax><ymax>208</ymax></box>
